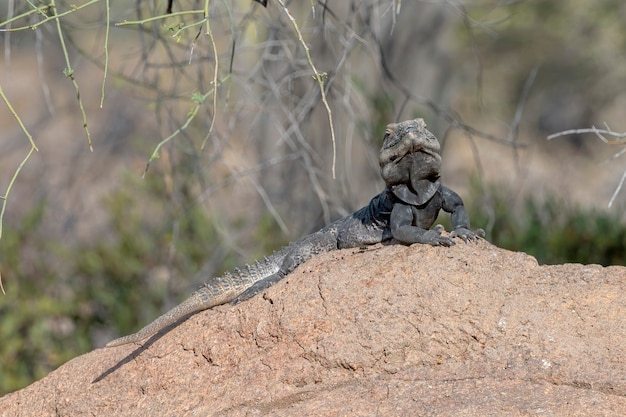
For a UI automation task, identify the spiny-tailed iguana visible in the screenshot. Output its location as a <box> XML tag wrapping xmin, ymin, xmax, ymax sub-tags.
<box><xmin>106</xmin><ymin>118</ymin><xmax>483</xmax><ymax>347</ymax></box>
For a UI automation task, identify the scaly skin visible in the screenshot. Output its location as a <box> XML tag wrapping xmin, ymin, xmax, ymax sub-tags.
<box><xmin>105</xmin><ymin>118</ymin><xmax>483</xmax><ymax>347</ymax></box>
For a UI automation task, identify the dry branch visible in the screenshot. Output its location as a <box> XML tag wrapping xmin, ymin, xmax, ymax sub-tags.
<box><xmin>549</xmin><ymin>124</ymin><xmax>626</xmax><ymax>207</ymax></box>
<box><xmin>548</xmin><ymin>125</ymin><xmax>626</xmax><ymax>145</ymax></box>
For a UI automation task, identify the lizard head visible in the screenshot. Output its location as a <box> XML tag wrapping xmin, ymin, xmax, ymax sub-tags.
<box><xmin>379</xmin><ymin>118</ymin><xmax>442</xmax><ymax>205</ymax></box>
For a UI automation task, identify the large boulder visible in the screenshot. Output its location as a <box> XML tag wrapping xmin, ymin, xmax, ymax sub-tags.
<box><xmin>1</xmin><ymin>241</ymin><xmax>624</xmax><ymax>416</ymax></box>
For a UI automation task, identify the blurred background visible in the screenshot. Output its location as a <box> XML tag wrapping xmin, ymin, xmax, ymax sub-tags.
<box><xmin>1</xmin><ymin>0</ymin><xmax>625</xmax><ymax>394</ymax></box>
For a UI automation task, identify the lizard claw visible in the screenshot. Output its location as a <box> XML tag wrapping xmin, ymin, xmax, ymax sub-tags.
<box><xmin>450</xmin><ymin>227</ymin><xmax>484</xmax><ymax>243</ymax></box>
<box><xmin>433</xmin><ymin>236</ymin><xmax>455</xmax><ymax>246</ymax></box>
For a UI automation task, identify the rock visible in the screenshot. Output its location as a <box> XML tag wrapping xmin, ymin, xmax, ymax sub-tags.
<box><xmin>1</xmin><ymin>241</ymin><xmax>625</xmax><ymax>416</ymax></box>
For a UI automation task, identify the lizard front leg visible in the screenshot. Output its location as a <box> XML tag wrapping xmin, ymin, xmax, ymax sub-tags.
<box><xmin>390</xmin><ymin>203</ymin><xmax>455</xmax><ymax>246</ymax></box>
<box><xmin>441</xmin><ymin>186</ymin><xmax>484</xmax><ymax>242</ymax></box>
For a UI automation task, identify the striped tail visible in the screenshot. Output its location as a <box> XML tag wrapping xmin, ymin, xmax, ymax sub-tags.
<box><xmin>105</xmin><ymin>253</ymin><xmax>283</xmax><ymax>347</ymax></box>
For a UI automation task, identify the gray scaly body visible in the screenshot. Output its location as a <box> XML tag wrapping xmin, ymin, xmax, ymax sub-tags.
<box><xmin>106</xmin><ymin>118</ymin><xmax>483</xmax><ymax>347</ymax></box>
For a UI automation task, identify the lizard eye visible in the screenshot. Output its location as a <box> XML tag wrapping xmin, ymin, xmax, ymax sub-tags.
<box><xmin>384</xmin><ymin>123</ymin><xmax>396</xmax><ymax>136</ymax></box>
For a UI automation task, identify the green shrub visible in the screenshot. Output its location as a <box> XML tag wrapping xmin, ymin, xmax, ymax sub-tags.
<box><xmin>464</xmin><ymin>184</ymin><xmax>626</xmax><ymax>266</ymax></box>
<box><xmin>0</xmin><ymin>174</ymin><xmax>280</xmax><ymax>394</ymax></box>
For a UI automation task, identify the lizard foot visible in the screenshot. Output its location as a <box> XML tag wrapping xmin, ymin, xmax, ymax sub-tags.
<box><xmin>450</xmin><ymin>227</ymin><xmax>485</xmax><ymax>243</ymax></box>
<box><xmin>422</xmin><ymin>226</ymin><xmax>456</xmax><ymax>246</ymax></box>
<box><xmin>230</xmin><ymin>272</ymin><xmax>285</xmax><ymax>305</ymax></box>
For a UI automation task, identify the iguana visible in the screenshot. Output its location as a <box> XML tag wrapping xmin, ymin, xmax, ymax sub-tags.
<box><xmin>106</xmin><ymin>118</ymin><xmax>483</xmax><ymax>347</ymax></box>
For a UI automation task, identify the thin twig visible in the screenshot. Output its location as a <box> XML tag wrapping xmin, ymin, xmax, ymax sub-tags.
<box><xmin>35</xmin><ymin>24</ymin><xmax>55</xmax><ymax>115</ymax></box>
<box><xmin>3</xmin><ymin>0</ymin><xmax>13</xmax><ymax>70</ymax></box>
<box><xmin>0</xmin><ymin>0</ymin><xmax>101</xmax><ymax>32</ymax></box>
<box><xmin>201</xmin><ymin>0</ymin><xmax>219</xmax><ymax>150</ymax></box>
<box><xmin>508</xmin><ymin>64</ymin><xmax>539</xmax><ymax>143</ymax></box>
<box><xmin>508</xmin><ymin>64</ymin><xmax>539</xmax><ymax>173</ymax></box>
<box><xmin>51</xmin><ymin>0</ymin><xmax>93</xmax><ymax>151</ymax></box>
<box><xmin>0</xmin><ymin>84</ymin><xmax>37</xmax><ymax>150</ymax></box>
<box><xmin>143</xmin><ymin>75</ymin><xmax>231</xmax><ymax>177</ymax></box>
<box><xmin>548</xmin><ymin>126</ymin><xmax>626</xmax><ymax>144</ymax></box>
<box><xmin>0</xmin><ymin>146</ymin><xmax>38</xmax><ymax>241</ymax></box>
<box><xmin>276</xmin><ymin>0</ymin><xmax>337</xmax><ymax>178</ymax></box>
<box><xmin>608</xmin><ymin>168</ymin><xmax>626</xmax><ymax>209</ymax></box>
<box><xmin>0</xmin><ymin>81</ymin><xmax>38</xmax><ymax>241</ymax></box>
<box><xmin>115</xmin><ymin>9</ymin><xmax>205</xmax><ymax>26</ymax></box>
<box><xmin>100</xmin><ymin>0</ymin><xmax>110</xmax><ymax>108</ymax></box>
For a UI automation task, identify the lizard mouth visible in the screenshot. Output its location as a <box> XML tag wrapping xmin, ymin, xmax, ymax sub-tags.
<box><xmin>379</xmin><ymin>119</ymin><xmax>441</xmax><ymax>167</ymax></box>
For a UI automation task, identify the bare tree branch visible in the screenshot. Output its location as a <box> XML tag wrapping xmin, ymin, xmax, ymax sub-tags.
<box><xmin>549</xmin><ymin>124</ymin><xmax>626</xmax><ymax>207</ymax></box>
<box><xmin>548</xmin><ymin>125</ymin><xmax>626</xmax><ymax>145</ymax></box>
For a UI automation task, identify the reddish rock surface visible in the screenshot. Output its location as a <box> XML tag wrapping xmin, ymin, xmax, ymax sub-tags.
<box><xmin>1</xmin><ymin>241</ymin><xmax>625</xmax><ymax>416</ymax></box>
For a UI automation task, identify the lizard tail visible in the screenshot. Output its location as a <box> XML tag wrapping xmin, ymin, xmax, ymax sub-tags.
<box><xmin>105</xmin><ymin>254</ymin><xmax>284</xmax><ymax>348</ymax></box>
<box><xmin>105</xmin><ymin>287</ymin><xmax>234</xmax><ymax>348</ymax></box>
